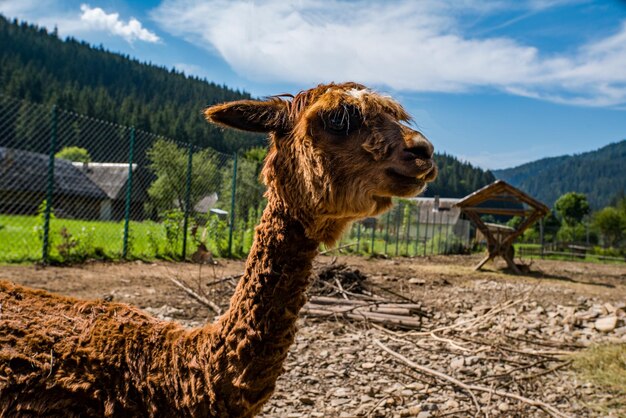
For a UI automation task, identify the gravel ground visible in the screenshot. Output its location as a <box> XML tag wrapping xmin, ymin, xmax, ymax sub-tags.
<box><xmin>1</xmin><ymin>254</ymin><xmax>625</xmax><ymax>417</ymax></box>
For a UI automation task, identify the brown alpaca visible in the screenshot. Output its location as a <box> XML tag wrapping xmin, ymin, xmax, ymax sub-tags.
<box><xmin>0</xmin><ymin>82</ymin><xmax>436</xmax><ymax>417</ymax></box>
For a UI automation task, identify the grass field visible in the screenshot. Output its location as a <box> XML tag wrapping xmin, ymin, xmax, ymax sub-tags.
<box><xmin>2</xmin><ymin>214</ymin><xmax>622</xmax><ymax>265</ymax></box>
<box><xmin>515</xmin><ymin>242</ymin><xmax>626</xmax><ymax>264</ymax></box>
<box><xmin>0</xmin><ymin>214</ymin><xmax>470</xmax><ymax>263</ymax></box>
<box><xmin>0</xmin><ymin>214</ymin><xmax>193</xmax><ymax>263</ymax></box>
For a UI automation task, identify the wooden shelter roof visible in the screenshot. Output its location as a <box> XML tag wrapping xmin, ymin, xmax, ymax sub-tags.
<box><xmin>454</xmin><ymin>180</ymin><xmax>549</xmax><ymax>216</ymax></box>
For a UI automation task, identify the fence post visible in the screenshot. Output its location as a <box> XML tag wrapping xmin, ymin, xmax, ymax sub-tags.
<box><xmin>395</xmin><ymin>204</ymin><xmax>401</xmax><ymax>256</ymax></box>
<box><xmin>539</xmin><ymin>218</ymin><xmax>545</xmax><ymax>260</ymax></box>
<box><xmin>42</xmin><ymin>105</ymin><xmax>57</xmax><ymax>263</ymax></box>
<box><xmin>430</xmin><ymin>211</ymin><xmax>437</xmax><ymax>255</ymax></box>
<box><xmin>384</xmin><ymin>211</ymin><xmax>391</xmax><ymax>255</ymax></box>
<box><xmin>181</xmin><ymin>143</ymin><xmax>193</xmax><ymax>259</ymax></box>
<box><xmin>122</xmin><ymin>127</ymin><xmax>135</xmax><ymax>259</ymax></box>
<box><xmin>405</xmin><ymin>204</ymin><xmax>412</xmax><ymax>256</ymax></box>
<box><xmin>444</xmin><ymin>213</ymin><xmax>451</xmax><ymax>254</ymax></box>
<box><xmin>414</xmin><ymin>204</ymin><xmax>421</xmax><ymax>257</ymax></box>
<box><xmin>370</xmin><ymin>220</ymin><xmax>376</xmax><ymax>255</ymax></box>
<box><xmin>227</xmin><ymin>153</ymin><xmax>238</xmax><ymax>257</ymax></box>
<box><xmin>423</xmin><ymin>209</ymin><xmax>429</xmax><ymax>256</ymax></box>
<box><xmin>437</xmin><ymin>213</ymin><xmax>444</xmax><ymax>255</ymax></box>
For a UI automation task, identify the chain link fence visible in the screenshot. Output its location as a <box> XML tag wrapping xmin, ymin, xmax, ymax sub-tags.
<box><xmin>0</xmin><ymin>94</ymin><xmax>471</xmax><ymax>264</ymax></box>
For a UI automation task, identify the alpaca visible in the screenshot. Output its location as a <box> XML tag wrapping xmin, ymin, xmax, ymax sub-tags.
<box><xmin>0</xmin><ymin>82</ymin><xmax>437</xmax><ymax>417</ymax></box>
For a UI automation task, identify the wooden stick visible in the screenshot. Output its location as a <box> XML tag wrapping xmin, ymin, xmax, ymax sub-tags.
<box><xmin>334</xmin><ymin>277</ymin><xmax>350</xmax><ymax>301</ymax></box>
<box><xmin>205</xmin><ymin>275</ymin><xmax>241</xmax><ymax>287</ymax></box>
<box><xmin>169</xmin><ymin>277</ymin><xmax>222</xmax><ymax>315</ymax></box>
<box><xmin>305</xmin><ymin>303</ymin><xmax>413</xmax><ymax>317</ymax></box>
<box><xmin>319</xmin><ymin>242</ymin><xmax>357</xmax><ymax>255</ymax></box>
<box><xmin>373</xmin><ymin>340</ymin><xmax>482</xmax><ymax>414</ymax></box>
<box><xmin>307</xmin><ymin>297</ymin><xmax>420</xmax><ymax>316</ymax></box>
<box><xmin>302</xmin><ymin>307</ymin><xmax>423</xmax><ymax>329</ymax></box>
<box><xmin>429</xmin><ymin>332</ymin><xmax>472</xmax><ymax>352</ymax></box>
<box><xmin>309</xmin><ymin>296</ymin><xmax>423</xmax><ymax>311</ymax></box>
<box><xmin>374</xmin><ymin>339</ymin><xmax>571</xmax><ymax>418</ymax></box>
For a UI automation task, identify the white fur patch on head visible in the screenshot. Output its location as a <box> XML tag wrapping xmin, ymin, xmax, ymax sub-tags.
<box><xmin>346</xmin><ymin>88</ymin><xmax>369</xmax><ymax>100</ymax></box>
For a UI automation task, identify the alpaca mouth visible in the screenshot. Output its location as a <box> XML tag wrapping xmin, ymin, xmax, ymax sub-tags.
<box><xmin>385</xmin><ymin>168</ymin><xmax>423</xmax><ymax>184</ymax></box>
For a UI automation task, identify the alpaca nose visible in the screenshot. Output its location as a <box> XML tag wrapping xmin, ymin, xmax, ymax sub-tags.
<box><xmin>404</xmin><ymin>131</ymin><xmax>434</xmax><ymax>160</ymax></box>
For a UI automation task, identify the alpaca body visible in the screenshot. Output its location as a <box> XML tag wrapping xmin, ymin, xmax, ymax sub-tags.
<box><xmin>0</xmin><ymin>281</ymin><xmax>185</xmax><ymax>417</ymax></box>
<box><xmin>0</xmin><ymin>83</ymin><xmax>437</xmax><ymax>417</ymax></box>
<box><xmin>0</xmin><ymin>203</ymin><xmax>317</xmax><ymax>417</ymax></box>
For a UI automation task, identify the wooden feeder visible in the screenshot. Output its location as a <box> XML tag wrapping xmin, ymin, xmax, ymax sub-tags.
<box><xmin>455</xmin><ymin>180</ymin><xmax>549</xmax><ymax>274</ymax></box>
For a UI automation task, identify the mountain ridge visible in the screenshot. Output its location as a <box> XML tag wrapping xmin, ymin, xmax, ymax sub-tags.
<box><xmin>493</xmin><ymin>140</ymin><xmax>626</xmax><ymax>209</ymax></box>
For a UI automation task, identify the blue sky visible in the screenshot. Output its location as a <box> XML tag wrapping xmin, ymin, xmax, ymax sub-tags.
<box><xmin>1</xmin><ymin>0</ymin><xmax>625</xmax><ymax>170</ymax></box>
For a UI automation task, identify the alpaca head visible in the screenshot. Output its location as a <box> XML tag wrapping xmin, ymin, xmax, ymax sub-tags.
<box><xmin>205</xmin><ymin>82</ymin><xmax>437</xmax><ymax>244</ymax></box>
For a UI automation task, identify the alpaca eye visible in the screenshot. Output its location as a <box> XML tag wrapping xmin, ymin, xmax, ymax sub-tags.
<box><xmin>324</xmin><ymin>106</ymin><xmax>361</xmax><ymax>135</ymax></box>
<box><xmin>328</xmin><ymin>113</ymin><xmax>347</xmax><ymax>132</ymax></box>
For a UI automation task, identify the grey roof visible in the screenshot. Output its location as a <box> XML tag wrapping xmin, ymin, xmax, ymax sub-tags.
<box><xmin>72</xmin><ymin>162</ymin><xmax>140</xmax><ymax>200</ymax></box>
<box><xmin>0</xmin><ymin>147</ymin><xmax>107</xmax><ymax>199</ymax></box>
<box><xmin>194</xmin><ymin>193</ymin><xmax>219</xmax><ymax>213</ymax></box>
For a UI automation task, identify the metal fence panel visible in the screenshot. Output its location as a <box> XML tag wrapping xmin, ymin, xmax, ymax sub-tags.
<box><xmin>0</xmin><ymin>94</ymin><xmax>471</xmax><ymax>263</ymax></box>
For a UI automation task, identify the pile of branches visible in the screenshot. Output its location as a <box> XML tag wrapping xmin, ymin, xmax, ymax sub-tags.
<box><xmin>310</xmin><ymin>263</ymin><xmax>369</xmax><ymax>297</ymax></box>
<box><xmin>302</xmin><ymin>263</ymin><xmax>429</xmax><ymax>329</ymax></box>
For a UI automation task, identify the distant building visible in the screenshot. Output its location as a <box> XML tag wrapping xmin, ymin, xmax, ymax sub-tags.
<box><xmin>409</xmin><ymin>197</ymin><xmax>470</xmax><ymax>242</ymax></box>
<box><xmin>358</xmin><ymin>196</ymin><xmax>471</xmax><ymax>245</ymax></box>
<box><xmin>72</xmin><ymin>162</ymin><xmax>149</xmax><ymax>221</ymax></box>
<box><xmin>0</xmin><ymin>147</ymin><xmax>107</xmax><ymax>218</ymax></box>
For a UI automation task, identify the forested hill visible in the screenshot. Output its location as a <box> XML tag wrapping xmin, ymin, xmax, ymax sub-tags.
<box><xmin>424</xmin><ymin>153</ymin><xmax>496</xmax><ymax>198</ymax></box>
<box><xmin>493</xmin><ymin>140</ymin><xmax>626</xmax><ymax>209</ymax></box>
<box><xmin>0</xmin><ymin>15</ymin><xmax>263</xmax><ymax>153</ymax></box>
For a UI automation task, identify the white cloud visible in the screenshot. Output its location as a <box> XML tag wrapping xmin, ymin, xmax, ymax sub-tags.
<box><xmin>79</xmin><ymin>4</ymin><xmax>160</xmax><ymax>43</ymax></box>
<box><xmin>0</xmin><ymin>2</ymin><xmax>160</xmax><ymax>44</ymax></box>
<box><xmin>151</xmin><ymin>0</ymin><xmax>626</xmax><ymax>107</ymax></box>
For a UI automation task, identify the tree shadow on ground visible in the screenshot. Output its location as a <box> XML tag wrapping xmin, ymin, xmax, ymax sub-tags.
<box><xmin>500</xmin><ymin>266</ymin><xmax>617</xmax><ymax>288</ymax></box>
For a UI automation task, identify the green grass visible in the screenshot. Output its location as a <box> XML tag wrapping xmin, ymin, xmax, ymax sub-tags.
<box><xmin>573</xmin><ymin>343</ymin><xmax>626</xmax><ymax>415</ymax></box>
<box><xmin>514</xmin><ymin>243</ymin><xmax>626</xmax><ymax>265</ymax></box>
<box><xmin>0</xmin><ymin>213</ymin><xmax>467</xmax><ymax>263</ymax></box>
<box><xmin>0</xmin><ymin>214</ymin><xmax>199</xmax><ymax>263</ymax></box>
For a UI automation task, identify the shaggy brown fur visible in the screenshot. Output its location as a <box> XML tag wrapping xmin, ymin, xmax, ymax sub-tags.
<box><xmin>0</xmin><ymin>82</ymin><xmax>436</xmax><ymax>417</ymax></box>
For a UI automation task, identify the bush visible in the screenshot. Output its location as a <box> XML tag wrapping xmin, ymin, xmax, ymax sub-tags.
<box><xmin>592</xmin><ymin>246</ymin><xmax>623</xmax><ymax>258</ymax></box>
<box><xmin>162</xmin><ymin>210</ymin><xmax>185</xmax><ymax>257</ymax></box>
<box><xmin>557</xmin><ymin>224</ymin><xmax>586</xmax><ymax>243</ymax></box>
<box><xmin>55</xmin><ymin>146</ymin><xmax>91</xmax><ymax>163</ymax></box>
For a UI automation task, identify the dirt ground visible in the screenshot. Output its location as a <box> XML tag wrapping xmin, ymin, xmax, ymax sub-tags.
<box><xmin>1</xmin><ymin>254</ymin><xmax>625</xmax><ymax>417</ymax></box>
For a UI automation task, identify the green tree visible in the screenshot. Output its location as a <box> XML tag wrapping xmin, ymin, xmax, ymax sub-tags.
<box><xmin>55</xmin><ymin>146</ymin><xmax>91</xmax><ymax>163</ymax></box>
<box><xmin>540</xmin><ymin>211</ymin><xmax>562</xmax><ymax>242</ymax></box>
<box><xmin>146</xmin><ymin>139</ymin><xmax>220</xmax><ymax>215</ymax></box>
<box><xmin>554</xmin><ymin>192</ymin><xmax>590</xmax><ymax>226</ymax></box>
<box><xmin>615</xmin><ymin>195</ymin><xmax>626</xmax><ymax>219</ymax></box>
<box><xmin>425</xmin><ymin>153</ymin><xmax>496</xmax><ymax>198</ymax></box>
<box><xmin>557</xmin><ymin>223</ymin><xmax>586</xmax><ymax>243</ymax></box>
<box><xmin>593</xmin><ymin>206</ymin><xmax>625</xmax><ymax>247</ymax></box>
<box><xmin>506</xmin><ymin>216</ymin><xmax>523</xmax><ymax>229</ymax></box>
<box><xmin>218</xmin><ymin>148</ymin><xmax>267</xmax><ymax>223</ymax></box>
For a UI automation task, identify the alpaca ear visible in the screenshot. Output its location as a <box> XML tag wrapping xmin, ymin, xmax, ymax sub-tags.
<box><xmin>204</xmin><ymin>99</ymin><xmax>290</xmax><ymax>133</ymax></box>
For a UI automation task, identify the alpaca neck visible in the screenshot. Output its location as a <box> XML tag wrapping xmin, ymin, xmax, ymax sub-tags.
<box><xmin>202</xmin><ymin>199</ymin><xmax>319</xmax><ymax>415</ymax></box>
